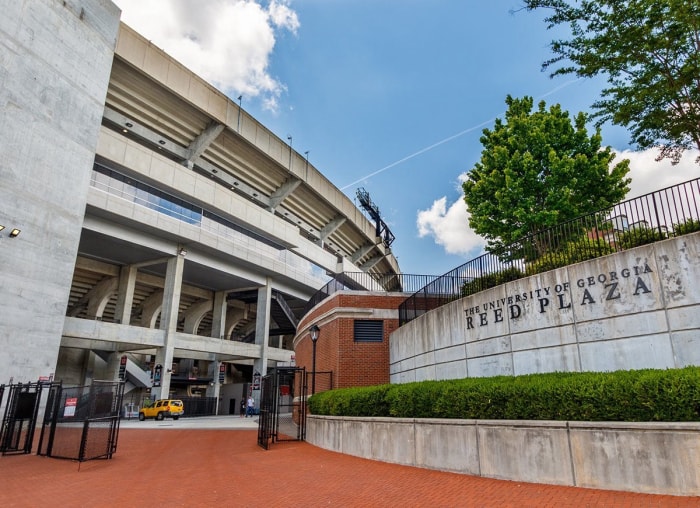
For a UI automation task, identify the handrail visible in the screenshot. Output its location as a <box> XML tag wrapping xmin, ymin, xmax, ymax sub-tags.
<box><xmin>301</xmin><ymin>273</ymin><xmax>441</xmax><ymax>317</ymax></box>
<box><xmin>398</xmin><ymin>177</ymin><xmax>700</xmax><ymax>325</ymax></box>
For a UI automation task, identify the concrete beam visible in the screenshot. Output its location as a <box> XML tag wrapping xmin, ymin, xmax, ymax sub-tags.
<box><xmin>320</xmin><ymin>216</ymin><xmax>347</xmax><ymax>243</ymax></box>
<box><xmin>184</xmin><ymin>122</ymin><xmax>225</xmax><ymax>168</ymax></box>
<box><xmin>103</xmin><ymin>106</ymin><xmax>188</xmax><ymax>159</ymax></box>
<box><xmin>351</xmin><ymin>244</ymin><xmax>374</xmax><ymax>264</ymax></box>
<box><xmin>359</xmin><ymin>254</ymin><xmax>384</xmax><ymax>271</ymax></box>
<box><xmin>268</xmin><ymin>177</ymin><xmax>301</xmax><ymax>212</ymax></box>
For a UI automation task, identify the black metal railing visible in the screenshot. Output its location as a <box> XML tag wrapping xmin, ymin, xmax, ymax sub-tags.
<box><xmin>302</xmin><ymin>273</ymin><xmax>440</xmax><ymax>316</ymax></box>
<box><xmin>179</xmin><ymin>396</ymin><xmax>217</xmax><ymax>417</ymax></box>
<box><xmin>399</xmin><ymin>177</ymin><xmax>700</xmax><ymax>325</ymax></box>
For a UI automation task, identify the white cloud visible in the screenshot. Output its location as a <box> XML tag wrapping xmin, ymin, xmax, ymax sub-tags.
<box><xmin>113</xmin><ymin>0</ymin><xmax>299</xmax><ymax>112</ymax></box>
<box><xmin>417</xmin><ymin>196</ymin><xmax>485</xmax><ymax>257</ymax></box>
<box><xmin>615</xmin><ymin>148</ymin><xmax>700</xmax><ymax>198</ymax></box>
<box><xmin>417</xmin><ymin>148</ymin><xmax>699</xmax><ymax>258</ymax></box>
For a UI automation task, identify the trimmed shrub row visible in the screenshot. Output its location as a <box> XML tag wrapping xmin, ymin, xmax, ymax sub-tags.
<box><xmin>308</xmin><ymin>367</ymin><xmax>700</xmax><ymax>422</ymax></box>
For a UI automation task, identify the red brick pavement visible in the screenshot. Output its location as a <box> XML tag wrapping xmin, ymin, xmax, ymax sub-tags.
<box><xmin>1</xmin><ymin>429</ymin><xmax>697</xmax><ymax>507</ymax></box>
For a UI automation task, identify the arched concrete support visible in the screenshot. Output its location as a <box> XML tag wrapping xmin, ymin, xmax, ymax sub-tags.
<box><xmin>224</xmin><ymin>305</ymin><xmax>248</xmax><ymax>340</ymax></box>
<box><xmin>152</xmin><ymin>253</ymin><xmax>184</xmax><ymax>399</ymax></box>
<box><xmin>86</xmin><ymin>277</ymin><xmax>118</xmax><ymax>319</ymax></box>
<box><xmin>114</xmin><ymin>265</ymin><xmax>137</xmax><ymax>325</ymax></box>
<box><xmin>183</xmin><ymin>299</ymin><xmax>214</xmax><ymax>335</ymax></box>
<box><xmin>67</xmin><ymin>276</ymin><xmax>117</xmax><ymax>317</ymax></box>
<box><xmin>139</xmin><ymin>290</ymin><xmax>163</xmax><ymax>328</ymax></box>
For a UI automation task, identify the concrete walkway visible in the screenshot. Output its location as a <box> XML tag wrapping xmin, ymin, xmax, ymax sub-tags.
<box><xmin>1</xmin><ymin>416</ymin><xmax>697</xmax><ymax>507</ymax></box>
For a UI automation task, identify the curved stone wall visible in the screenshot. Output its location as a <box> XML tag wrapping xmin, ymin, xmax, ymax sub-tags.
<box><xmin>390</xmin><ymin>233</ymin><xmax>700</xmax><ymax>382</ymax></box>
<box><xmin>307</xmin><ymin>415</ymin><xmax>700</xmax><ymax>496</ymax></box>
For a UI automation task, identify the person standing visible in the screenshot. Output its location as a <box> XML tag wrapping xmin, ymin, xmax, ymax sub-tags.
<box><xmin>239</xmin><ymin>399</ymin><xmax>246</xmax><ymax>418</ymax></box>
<box><xmin>246</xmin><ymin>395</ymin><xmax>255</xmax><ymax>417</ymax></box>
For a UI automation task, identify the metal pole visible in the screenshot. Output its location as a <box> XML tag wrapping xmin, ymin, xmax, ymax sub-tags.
<box><xmin>311</xmin><ymin>339</ymin><xmax>317</xmax><ymax>395</ymax></box>
<box><xmin>237</xmin><ymin>95</ymin><xmax>242</xmax><ymax>132</ymax></box>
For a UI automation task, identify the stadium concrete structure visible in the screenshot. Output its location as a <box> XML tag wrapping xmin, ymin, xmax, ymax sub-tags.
<box><xmin>0</xmin><ymin>2</ymin><xmax>400</xmax><ymax>411</ymax></box>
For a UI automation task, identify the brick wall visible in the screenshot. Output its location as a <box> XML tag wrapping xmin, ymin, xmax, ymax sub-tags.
<box><xmin>294</xmin><ymin>292</ymin><xmax>407</xmax><ymax>392</ymax></box>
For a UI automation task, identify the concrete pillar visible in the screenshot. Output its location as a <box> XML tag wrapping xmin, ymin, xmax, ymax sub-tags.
<box><xmin>103</xmin><ymin>351</ymin><xmax>126</xmax><ymax>383</ymax></box>
<box><xmin>152</xmin><ymin>253</ymin><xmax>184</xmax><ymax>399</ymax></box>
<box><xmin>208</xmin><ymin>291</ymin><xmax>228</xmax><ymax>414</ymax></box>
<box><xmin>206</xmin><ymin>360</ymin><xmax>223</xmax><ymax>415</ymax></box>
<box><xmin>114</xmin><ymin>265</ymin><xmax>137</xmax><ymax>325</ymax></box>
<box><xmin>82</xmin><ymin>350</ymin><xmax>96</xmax><ymax>385</ymax></box>
<box><xmin>0</xmin><ymin>0</ymin><xmax>120</xmax><ymax>394</ymax></box>
<box><xmin>211</xmin><ymin>291</ymin><xmax>227</xmax><ymax>340</ymax></box>
<box><xmin>252</xmin><ymin>278</ymin><xmax>272</xmax><ymax>408</ymax></box>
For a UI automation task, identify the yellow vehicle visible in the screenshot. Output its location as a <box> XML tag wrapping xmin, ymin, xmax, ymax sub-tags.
<box><xmin>138</xmin><ymin>399</ymin><xmax>184</xmax><ymax>421</ymax></box>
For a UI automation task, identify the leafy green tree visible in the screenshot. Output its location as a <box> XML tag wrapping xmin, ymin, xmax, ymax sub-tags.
<box><xmin>462</xmin><ymin>95</ymin><xmax>630</xmax><ymax>257</ymax></box>
<box><xmin>524</xmin><ymin>0</ymin><xmax>700</xmax><ymax>163</ymax></box>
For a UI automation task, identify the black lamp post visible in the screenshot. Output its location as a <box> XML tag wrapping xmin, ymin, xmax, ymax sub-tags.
<box><xmin>310</xmin><ymin>324</ymin><xmax>320</xmax><ymax>395</ymax></box>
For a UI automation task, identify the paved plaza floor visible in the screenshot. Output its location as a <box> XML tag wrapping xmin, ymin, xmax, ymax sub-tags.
<box><xmin>0</xmin><ymin>416</ymin><xmax>697</xmax><ymax>507</ymax></box>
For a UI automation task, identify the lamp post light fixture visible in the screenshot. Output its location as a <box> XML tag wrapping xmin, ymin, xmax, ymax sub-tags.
<box><xmin>310</xmin><ymin>324</ymin><xmax>320</xmax><ymax>395</ymax></box>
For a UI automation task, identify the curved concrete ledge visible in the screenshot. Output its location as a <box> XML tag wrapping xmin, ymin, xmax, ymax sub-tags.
<box><xmin>306</xmin><ymin>415</ymin><xmax>700</xmax><ymax>496</ymax></box>
<box><xmin>391</xmin><ymin>234</ymin><xmax>700</xmax><ymax>382</ymax></box>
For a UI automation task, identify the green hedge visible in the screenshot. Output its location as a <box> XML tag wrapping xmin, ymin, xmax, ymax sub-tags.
<box><xmin>461</xmin><ymin>267</ymin><xmax>524</xmax><ymax>297</ymax></box>
<box><xmin>308</xmin><ymin>367</ymin><xmax>700</xmax><ymax>422</ymax></box>
<box><xmin>673</xmin><ymin>218</ymin><xmax>700</xmax><ymax>236</ymax></box>
<box><xmin>618</xmin><ymin>225</ymin><xmax>667</xmax><ymax>249</ymax></box>
<box><xmin>525</xmin><ymin>236</ymin><xmax>614</xmax><ymax>276</ymax></box>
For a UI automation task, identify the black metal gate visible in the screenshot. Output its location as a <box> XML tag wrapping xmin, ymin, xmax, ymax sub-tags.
<box><xmin>257</xmin><ymin>367</ymin><xmax>306</xmax><ymax>450</ymax></box>
<box><xmin>37</xmin><ymin>380</ymin><xmax>125</xmax><ymax>461</ymax></box>
<box><xmin>0</xmin><ymin>381</ymin><xmax>55</xmax><ymax>455</ymax></box>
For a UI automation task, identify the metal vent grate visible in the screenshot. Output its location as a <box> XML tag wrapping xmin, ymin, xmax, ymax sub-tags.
<box><xmin>353</xmin><ymin>320</ymin><xmax>383</xmax><ymax>342</ymax></box>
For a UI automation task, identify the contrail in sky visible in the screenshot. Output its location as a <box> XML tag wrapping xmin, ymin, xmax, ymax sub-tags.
<box><xmin>339</xmin><ymin>78</ymin><xmax>584</xmax><ymax>191</ymax></box>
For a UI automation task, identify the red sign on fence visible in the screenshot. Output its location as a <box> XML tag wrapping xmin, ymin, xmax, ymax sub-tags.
<box><xmin>64</xmin><ymin>397</ymin><xmax>78</xmax><ymax>418</ymax></box>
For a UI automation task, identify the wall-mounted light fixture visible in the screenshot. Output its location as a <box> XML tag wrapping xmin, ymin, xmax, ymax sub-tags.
<box><xmin>0</xmin><ymin>225</ymin><xmax>22</xmax><ymax>238</ymax></box>
<box><xmin>178</xmin><ymin>246</ymin><xmax>187</xmax><ymax>256</ymax></box>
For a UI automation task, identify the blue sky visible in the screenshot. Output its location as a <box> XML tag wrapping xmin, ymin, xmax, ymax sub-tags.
<box><xmin>115</xmin><ymin>0</ymin><xmax>698</xmax><ymax>276</ymax></box>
